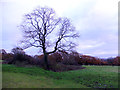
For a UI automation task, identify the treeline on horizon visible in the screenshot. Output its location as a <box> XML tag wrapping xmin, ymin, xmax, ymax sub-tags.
<box><xmin>1</xmin><ymin>48</ymin><xmax>120</xmax><ymax>67</ymax></box>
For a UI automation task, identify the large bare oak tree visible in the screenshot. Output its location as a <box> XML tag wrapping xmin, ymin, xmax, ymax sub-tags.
<box><xmin>20</xmin><ymin>6</ymin><xmax>79</xmax><ymax>70</ymax></box>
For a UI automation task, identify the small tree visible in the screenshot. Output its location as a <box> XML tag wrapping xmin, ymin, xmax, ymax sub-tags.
<box><xmin>20</xmin><ymin>6</ymin><xmax>79</xmax><ymax>70</ymax></box>
<box><xmin>11</xmin><ymin>47</ymin><xmax>25</xmax><ymax>55</ymax></box>
<box><xmin>11</xmin><ymin>47</ymin><xmax>25</xmax><ymax>64</ymax></box>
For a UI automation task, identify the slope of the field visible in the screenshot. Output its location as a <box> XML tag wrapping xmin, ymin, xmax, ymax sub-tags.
<box><xmin>2</xmin><ymin>64</ymin><xmax>119</xmax><ymax>88</ymax></box>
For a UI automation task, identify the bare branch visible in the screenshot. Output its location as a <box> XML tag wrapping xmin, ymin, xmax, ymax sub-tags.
<box><xmin>20</xmin><ymin>6</ymin><xmax>79</xmax><ymax>55</ymax></box>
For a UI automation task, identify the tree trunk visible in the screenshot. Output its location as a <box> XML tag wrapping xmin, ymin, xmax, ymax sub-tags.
<box><xmin>44</xmin><ymin>53</ymin><xmax>49</xmax><ymax>70</ymax></box>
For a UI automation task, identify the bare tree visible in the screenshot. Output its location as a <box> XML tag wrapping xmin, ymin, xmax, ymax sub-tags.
<box><xmin>20</xmin><ymin>6</ymin><xmax>79</xmax><ymax>70</ymax></box>
<box><xmin>11</xmin><ymin>47</ymin><xmax>25</xmax><ymax>55</ymax></box>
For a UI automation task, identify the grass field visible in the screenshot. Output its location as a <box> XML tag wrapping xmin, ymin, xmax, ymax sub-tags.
<box><xmin>2</xmin><ymin>64</ymin><xmax>119</xmax><ymax>88</ymax></box>
<box><xmin>0</xmin><ymin>60</ymin><xmax>3</xmax><ymax>62</ymax></box>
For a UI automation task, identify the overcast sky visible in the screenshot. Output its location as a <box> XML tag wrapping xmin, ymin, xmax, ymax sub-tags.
<box><xmin>0</xmin><ymin>0</ymin><xmax>119</xmax><ymax>58</ymax></box>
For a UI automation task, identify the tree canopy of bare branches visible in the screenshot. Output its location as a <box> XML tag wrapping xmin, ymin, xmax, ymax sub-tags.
<box><xmin>20</xmin><ymin>6</ymin><xmax>79</xmax><ymax>70</ymax></box>
<box><xmin>11</xmin><ymin>47</ymin><xmax>25</xmax><ymax>55</ymax></box>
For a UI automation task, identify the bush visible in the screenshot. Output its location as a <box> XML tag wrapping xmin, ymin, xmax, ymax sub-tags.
<box><xmin>61</xmin><ymin>54</ymin><xmax>78</xmax><ymax>65</ymax></box>
<box><xmin>2</xmin><ymin>53</ymin><xmax>14</xmax><ymax>60</ymax></box>
<box><xmin>49</xmin><ymin>52</ymin><xmax>63</xmax><ymax>63</ymax></box>
<box><xmin>33</xmin><ymin>54</ymin><xmax>58</xmax><ymax>70</ymax></box>
<box><xmin>62</xmin><ymin>59</ymin><xmax>78</xmax><ymax>65</ymax></box>
<box><xmin>0</xmin><ymin>54</ymin><xmax>2</xmax><ymax>60</ymax></box>
<box><xmin>2</xmin><ymin>57</ymin><xmax>14</xmax><ymax>64</ymax></box>
<box><xmin>3</xmin><ymin>53</ymin><xmax>35</xmax><ymax>66</ymax></box>
<box><xmin>33</xmin><ymin>57</ymin><xmax>47</xmax><ymax>68</ymax></box>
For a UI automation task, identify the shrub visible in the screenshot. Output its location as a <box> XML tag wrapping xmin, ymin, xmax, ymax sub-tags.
<box><xmin>2</xmin><ymin>57</ymin><xmax>14</xmax><ymax>64</ymax></box>
<box><xmin>62</xmin><ymin>59</ymin><xmax>78</xmax><ymax>65</ymax></box>
<box><xmin>4</xmin><ymin>53</ymin><xmax>35</xmax><ymax>66</ymax></box>
<box><xmin>33</xmin><ymin>57</ymin><xmax>46</xmax><ymax>68</ymax></box>
<box><xmin>33</xmin><ymin>54</ymin><xmax>61</xmax><ymax>69</ymax></box>
<box><xmin>61</xmin><ymin>54</ymin><xmax>78</xmax><ymax>65</ymax></box>
<box><xmin>2</xmin><ymin>53</ymin><xmax>14</xmax><ymax>60</ymax></box>
<box><xmin>0</xmin><ymin>54</ymin><xmax>2</xmax><ymax>60</ymax></box>
<box><xmin>113</xmin><ymin>56</ymin><xmax>120</xmax><ymax>66</ymax></box>
<box><xmin>49</xmin><ymin>52</ymin><xmax>63</xmax><ymax>62</ymax></box>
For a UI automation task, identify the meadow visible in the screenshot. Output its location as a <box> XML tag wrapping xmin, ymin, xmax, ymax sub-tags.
<box><xmin>2</xmin><ymin>63</ymin><xmax>119</xmax><ymax>88</ymax></box>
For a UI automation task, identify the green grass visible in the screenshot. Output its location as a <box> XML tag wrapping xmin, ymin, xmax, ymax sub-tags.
<box><xmin>2</xmin><ymin>64</ymin><xmax>119</xmax><ymax>88</ymax></box>
<box><xmin>0</xmin><ymin>60</ymin><xmax>3</xmax><ymax>62</ymax></box>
